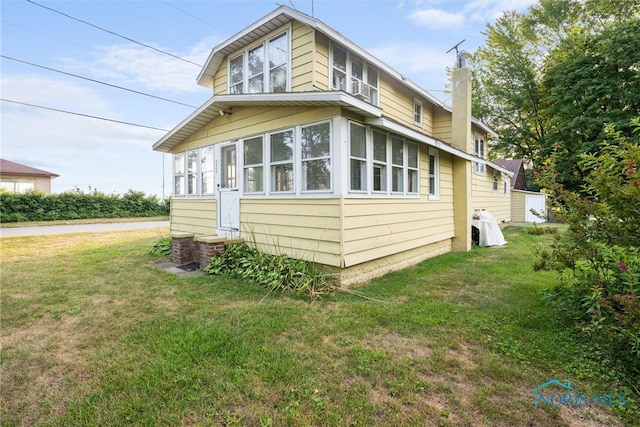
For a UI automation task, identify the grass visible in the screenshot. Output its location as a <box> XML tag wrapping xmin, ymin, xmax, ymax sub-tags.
<box><xmin>1</xmin><ymin>226</ymin><xmax>636</xmax><ymax>426</ymax></box>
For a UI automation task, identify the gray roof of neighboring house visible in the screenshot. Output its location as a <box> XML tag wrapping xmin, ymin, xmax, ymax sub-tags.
<box><xmin>0</xmin><ymin>159</ymin><xmax>59</xmax><ymax>178</ymax></box>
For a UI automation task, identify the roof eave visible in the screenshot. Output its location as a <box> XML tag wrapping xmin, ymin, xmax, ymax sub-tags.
<box><xmin>153</xmin><ymin>91</ymin><xmax>382</xmax><ymax>153</ymax></box>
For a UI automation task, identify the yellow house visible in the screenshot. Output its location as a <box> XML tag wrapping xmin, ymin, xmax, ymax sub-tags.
<box><xmin>153</xmin><ymin>6</ymin><xmax>512</xmax><ymax>285</ymax></box>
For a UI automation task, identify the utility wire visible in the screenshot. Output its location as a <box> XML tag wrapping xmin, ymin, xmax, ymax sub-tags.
<box><xmin>1</xmin><ymin>55</ymin><xmax>197</xmax><ymax>108</ymax></box>
<box><xmin>1</xmin><ymin>99</ymin><xmax>169</xmax><ymax>132</ymax></box>
<box><xmin>160</xmin><ymin>1</ymin><xmax>216</xmax><ymax>28</ymax></box>
<box><xmin>25</xmin><ymin>0</ymin><xmax>203</xmax><ymax>67</ymax></box>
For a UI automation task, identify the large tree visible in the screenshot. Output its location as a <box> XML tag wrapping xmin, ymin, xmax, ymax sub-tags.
<box><xmin>541</xmin><ymin>18</ymin><xmax>640</xmax><ymax>190</ymax></box>
<box><xmin>472</xmin><ymin>0</ymin><xmax>640</xmax><ymax>190</ymax></box>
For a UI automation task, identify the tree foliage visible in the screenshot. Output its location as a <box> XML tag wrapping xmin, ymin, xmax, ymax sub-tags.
<box><xmin>534</xmin><ymin>118</ymin><xmax>640</xmax><ymax>382</ymax></box>
<box><xmin>472</xmin><ymin>0</ymin><xmax>640</xmax><ymax>192</ymax></box>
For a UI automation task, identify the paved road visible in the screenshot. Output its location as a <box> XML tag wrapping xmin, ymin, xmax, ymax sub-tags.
<box><xmin>0</xmin><ymin>221</ymin><xmax>169</xmax><ymax>238</ymax></box>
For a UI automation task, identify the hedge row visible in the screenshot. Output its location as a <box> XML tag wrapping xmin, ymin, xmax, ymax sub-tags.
<box><xmin>0</xmin><ymin>189</ymin><xmax>169</xmax><ymax>223</ymax></box>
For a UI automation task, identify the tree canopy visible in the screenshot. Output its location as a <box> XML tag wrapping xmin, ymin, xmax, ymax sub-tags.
<box><xmin>472</xmin><ymin>0</ymin><xmax>640</xmax><ymax>191</ymax></box>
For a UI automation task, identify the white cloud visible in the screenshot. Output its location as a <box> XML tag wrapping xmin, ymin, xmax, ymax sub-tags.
<box><xmin>408</xmin><ymin>8</ymin><xmax>465</xmax><ymax>29</ymax></box>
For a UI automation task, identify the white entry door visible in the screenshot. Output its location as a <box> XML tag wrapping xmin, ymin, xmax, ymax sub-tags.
<box><xmin>218</xmin><ymin>143</ymin><xmax>240</xmax><ymax>236</ymax></box>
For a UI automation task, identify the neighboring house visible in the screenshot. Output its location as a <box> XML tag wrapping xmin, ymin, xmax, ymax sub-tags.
<box><xmin>494</xmin><ymin>159</ymin><xmax>526</xmax><ymax>190</ymax></box>
<box><xmin>153</xmin><ymin>6</ymin><xmax>512</xmax><ymax>285</ymax></box>
<box><xmin>494</xmin><ymin>159</ymin><xmax>547</xmax><ymax>223</ymax></box>
<box><xmin>0</xmin><ymin>159</ymin><xmax>59</xmax><ymax>195</ymax></box>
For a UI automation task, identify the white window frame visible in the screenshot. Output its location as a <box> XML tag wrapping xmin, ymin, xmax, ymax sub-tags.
<box><xmin>186</xmin><ymin>149</ymin><xmax>199</xmax><ymax>196</ymax></box>
<box><xmin>269</xmin><ymin>128</ymin><xmax>295</xmax><ymax>193</ymax></box>
<box><xmin>226</xmin><ymin>29</ymin><xmax>290</xmax><ymax>95</ymax></box>
<box><xmin>330</xmin><ymin>43</ymin><xmax>379</xmax><ymax>106</ymax></box>
<box><xmin>474</xmin><ymin>134</ymin><xmax>486</xmax><ymax>175</ymax></box>
<box><xmin>504</xmin><ymin>177</ymin><xmax>510</xmax><ymax>195</ymax></box>
<box><xmin>493</xmin><ymin>171</ymin><xmax>499</xmax><ymax>192</ymax></box>
<box><xmin>372</xmin><ymin>129</ymin><xmax>388</xmax><ymax>193</ymax></box>
<box><xmin>349</xmin><ymin>122</ymin><xmax>368</xmax><ymax>192</ymax></box>
<box><xmin>301</xmin><ymin>121</ymin><xmax>332</xmax><ymax>193</ymax></box>
<box><xmin>413</xmin><ymin>99</ymin><xmax>423</xmax><ymax>126</ymax></box>
<box><xmin>428</xmin><ymin>147</ymin><xmax>440</xmax><ymax>200</ymax></box>
<box><xmin>243</xmin><ymin>136</ymin><xmax>265</xmax><ymax>194</ymax></box>
<box><xmin>200</xmin><ymin>145</ymin><xmax>215</xmax><ymax>196</ymax></box>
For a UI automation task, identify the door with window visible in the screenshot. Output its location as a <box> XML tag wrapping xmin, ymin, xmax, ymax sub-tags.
<box><xmin>218</xmin><ymin>143</ymin><xmax>240</xmax><ymax>236</ymax></box>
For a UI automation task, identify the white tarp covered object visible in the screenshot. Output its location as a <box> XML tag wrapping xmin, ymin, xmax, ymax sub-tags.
<box><xmin>471</xmin><ymin>210</ymin><xmax>507</xmax><ymax>247</ymax></box>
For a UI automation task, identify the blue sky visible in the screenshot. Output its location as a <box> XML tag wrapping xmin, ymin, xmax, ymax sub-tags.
<box><xmin>1</xmin><ymin>0</ymin><xmax>536</xmax><ymax>198</ymax></box>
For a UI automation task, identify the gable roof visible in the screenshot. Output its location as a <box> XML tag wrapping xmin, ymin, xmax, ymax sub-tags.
<box><xmin>196</xmin><ymin>6</ymin><xmax>496</xmax><ymax>138</ymax></box>
<box><xmin>0</xmin><ymin>159</ymin><xmax>59</xmax><ymax>178</ymax></box>
<box><xmin>493</xmin><ymin>159</ymin><xmax>526</xmax><ymax>189</ymax></box>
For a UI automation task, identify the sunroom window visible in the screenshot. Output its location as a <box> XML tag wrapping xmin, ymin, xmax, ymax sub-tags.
<box><xmin>201</xmin><ymin>146</ymin><xmax>215</xmax><ymax>195</ymax></box>
<box><xmin>372</xmin><ymin>130</ymin><xmax>387</xmax><ymax>192</ymax></box>
<box><xmin>186</xmin><ymin>149</ymin><xmax>198</xmax><ymax>195</ymax></box>
<box><xmin>174</xmin><ymin>153</ymin><xmax>185</xmax><ymax>196</ymax></box>
<box><xmin>301</xmin><ymin>122</ymin><xmax>331</xmax><ymax>191</ymax></box>
<box><xmin>270</xmin><ymin>130</ymin><xmax>294</xmax><ymax>192</ymax></box>
<box><xmin>391</xmin><ymin>136</ymin><xmax>404</xmax><ymax>193</ymax></box>
<box><xmin>228</xmin><ymin>31</ymin><xmax>289</xmax><ymax>94</ymax></box>
<box><xmin>350</xmin><ymin>123</ymin><xmax>367</xmax><ymax>191</ymax></box>
<box><xmin>243</xmin><ymin>136</ymin><xmax>264</xmax><ymax>193</ymax></box>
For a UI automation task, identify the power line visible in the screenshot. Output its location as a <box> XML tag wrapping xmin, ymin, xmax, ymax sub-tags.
<box><xmin>25</xmin><ymin>0</ymin><xmax>203</xmax><ymax>68</ymax></box>
<box><xmin>1</xmin><ymin>98</ymin><xmax>169</xmax><ymax>132</ymax></box>
<box><xmin>160</xmin><ymin>1</ymin><xmax>216</xmax><ymax>28</ymax></box>
<box><xmin>1</xmin><ymin>55</ymin><xmax>197</xmax><ymax>108</ymax></box>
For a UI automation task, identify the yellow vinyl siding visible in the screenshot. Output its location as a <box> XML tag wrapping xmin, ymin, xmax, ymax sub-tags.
<box><xmin>291</xmin><ymin>21</ymin><xmax>315</xmax><ymax>91</ymax></box>
<box><xmin>511</xmin><ymin>190</ymin><xmax>526</xmax><ymax>222</ymax></box>
<box><xmin>314</xmin><ymin>32</ymin><xmax>330</xmax><ymax>90</ymax></box>
<box><xmin>174</xmin><ymin>106</ymin><xmax>340</xmax><ymax>153</ymax></box>
<box><xmin>433</xmin><ymin>107</ymin><xmax>451</xmax><ymax>143</ymax></box>
<box><xmin>241</xmin><ymin>198</ymin><xmax>342</xmax><ymax>266</ymax></box>
<box><xmin>378</xmin><ymin>78</ymin><xmax>434</xmax><ymax>134</ymax></box>
<box><xmin>471</xmin><ymin>166</ymin><xmax>511</xmax><ymax>223</ymax></box>
<box><xmin>170</xmin><ymin>199</ymin><xmax>217</xmax><ymax>235</ymax></box>
<box><xmin>343</xmin><ymin>198</ymin><xmax>454</xmax><ymax>267</ymax></box>
<box><xmin>342</xmin><ymin>149</ymin><xmax>455</xmax><ymax>267</ymax></box>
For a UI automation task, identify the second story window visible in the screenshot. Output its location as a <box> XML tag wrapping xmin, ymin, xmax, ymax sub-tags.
<box><xmin>413</xmin><ymin>99</ymin><xmax>423</xmax><ymax>126</ymax></box>
<box><xmin>331</xmin><ymin>44</ymin><xmax>379</xmax><ymax>105</ymax></box>
<box><xmin>228</xmin><ymin>31</ymin><xmax>289</xmax><ymax>95</ymax></box>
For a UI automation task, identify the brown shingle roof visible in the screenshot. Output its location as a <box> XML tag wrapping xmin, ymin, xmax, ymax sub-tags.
<box><xmin>493</xmin><ymin>159</ymin><xmax>526</xmax><ymax>190</ymax></box>
<box><xmin>0</xmin><ymin>159</ymin><xmax>59</xmax><ymax>178</ymax></box>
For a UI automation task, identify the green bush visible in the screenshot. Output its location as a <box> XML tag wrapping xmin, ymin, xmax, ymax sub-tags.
<box><xmin>0</xmin><ymin>188</ymin><xmax>169</xmax><ymax>223</ymax></box>
<box><xmin>534</xmin><ymin>117</ymin><xmax>640</xmax><ymax>381</ymax></box>
<box><xmin>204</xmin><ymin>243</ymin><xmax>335</xmax><ymax>298</ymax></box>
<box><xmin>149</xmin><ymin>237</ymin><xmax>172</xmax><ymax>257</ymax></box>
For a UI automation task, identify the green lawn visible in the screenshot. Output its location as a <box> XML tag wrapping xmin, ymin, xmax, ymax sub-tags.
<box><xmin>1</xmin><ymin>226</ymin><xmax>636</xmax><ymax>426</ymax></box>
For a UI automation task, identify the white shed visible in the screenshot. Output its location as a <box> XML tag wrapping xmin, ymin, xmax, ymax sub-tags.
<box><xmin>511</xmin><ymin>190</ymin><xmax>547</xmax><ymax>223</ymax></box>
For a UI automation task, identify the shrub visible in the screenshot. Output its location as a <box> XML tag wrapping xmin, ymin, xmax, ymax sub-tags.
<box><xmin>149</xmin><ymin>237</ymin><xmax>172</xmax><ymax>257</ymax></box>
<box><xmin>0</xmin><ymin>188</ymin><xmax>168</xmax><ymax>223</ymax></box>
<box><xmin>534</xmin><ymin>117</ymin><xmax>640</xmax><ymax>381</ymax></box>
<box><xmin>204</xmin><ymin>243</ymin><xmax>335</xmax><ymax>298</ymax></box>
